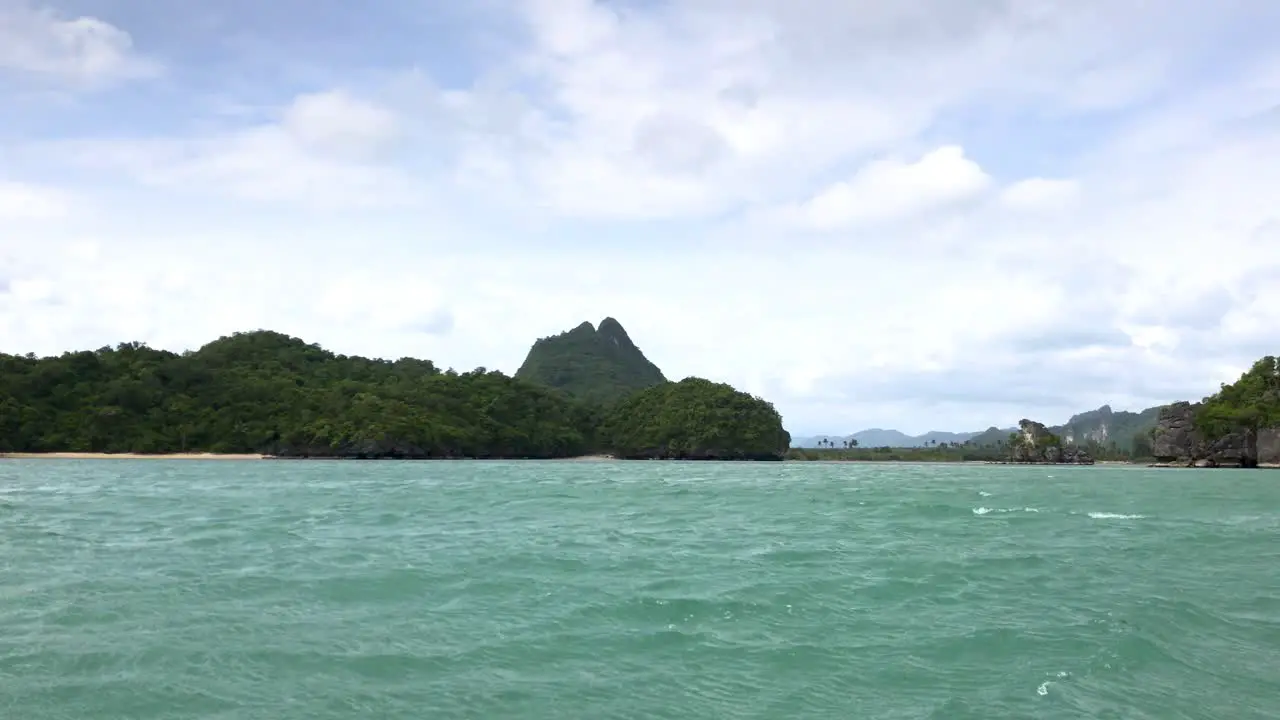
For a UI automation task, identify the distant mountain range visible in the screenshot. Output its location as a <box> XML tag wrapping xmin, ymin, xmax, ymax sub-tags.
<box><xmin>791</xmin><ymin>428</ymin><xmax>1008</xmax><ymax>448</ymax></box>
<box><xmin>793</xmin><ymin>404</ymin><xmax>1165</xmax><ymax>451</ymax></box>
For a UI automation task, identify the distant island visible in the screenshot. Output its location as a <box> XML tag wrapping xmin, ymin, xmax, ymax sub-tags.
<box><xmin>787</xmin><ymin>356</ymin><xmax>1280</xmax><ymax>468</ymax></box>
<box><xmin>794</xmin><ymin>405</ymin><xmax>1163</xmax><ymax>454</ymax></box>
<box><xmin>2</xmin><ymin>320</ymin><xmax>1274</xmax><ymax>466</ymax></box>
<box><xmin>0</xmin><ymin>319</ymin><xmax>789</xmax><ymax>461</ymax></box>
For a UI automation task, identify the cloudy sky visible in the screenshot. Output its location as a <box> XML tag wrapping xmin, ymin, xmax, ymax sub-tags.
<box><xmin>2</xmin><ymin>0</ymin><xmax>1278</xmax><ymax>436</ymax></box>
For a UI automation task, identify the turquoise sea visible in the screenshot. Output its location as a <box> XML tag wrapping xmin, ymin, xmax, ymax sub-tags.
<box><xmin>1</xmin><ymin>460</ymin><xmax>1278</xmax><ymax>718</ymax></box>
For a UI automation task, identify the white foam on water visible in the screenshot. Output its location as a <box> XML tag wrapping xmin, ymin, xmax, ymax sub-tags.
<box><xmin>978</xmin><ymin>491</ymin><xmax>992</xmax><ymax>497</ymax></box>
<box><xmin>1088</xmin><ymin>512</ymin><xmax>1144</xmax><ymax>520</ymax></box>
<box><xmin>973</xmin><ymin>507</ymin><xmax>1040</xmax><ymax>515</ymax></box>
<box><xmin>1037</xmin><ymin>670</ymin><xmax>1070</xmax><ymax>696</ymax></box>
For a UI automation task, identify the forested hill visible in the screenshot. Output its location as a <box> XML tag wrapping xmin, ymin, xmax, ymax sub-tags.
<box><xmin>1055</xmin><ymin>404</ymin><xmax>1162</xmax><ymax>450</ymax></box>
<box><xmin>514</xmin><ymin>318</ymin><xmax>666</xmax><ymax>405</ymax></box>
<box><xmin>0</xmin><ymin>329</ymin><xmax>789</xmax><ymax>460</ymax></box>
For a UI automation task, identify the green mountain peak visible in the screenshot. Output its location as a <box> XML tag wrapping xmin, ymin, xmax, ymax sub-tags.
<box><xmin>515</xmin><ymin>318</ymin><xmax>666</xmax><ymax>405</ymax></box>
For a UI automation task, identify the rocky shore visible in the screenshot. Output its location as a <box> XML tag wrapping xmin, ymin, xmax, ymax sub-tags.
<box><xmin>1149</xmin><ymin>402</ymin><xmax>1280</xmax><ymax>468</ymax></box>
<box><xmin>1004</xmin><ymin>419</ymin><xmax>1095</xmax><ymax>465</ymax></box>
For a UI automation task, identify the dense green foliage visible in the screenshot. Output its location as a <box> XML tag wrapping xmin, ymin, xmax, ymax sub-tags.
<box><xmin>1195</xmin><ymin>356</ymin><xmax>1280</xmax><ymax>439</ymax></box>
<box><xmin>1054</xmin><ymin>404</ymin><xmax>1161</xmax><ymax>453</ymax></box>
<box><xmin>1011</xmin><ymin>424</ymin><xmax>1061</xmax><ymax>451</ymax></box>
<box><xmin>0</xmin><ymin>332</ymin><xmax>596</xmax><ymax>458</ymax></box>
<box><xmin>600</xmin><ymin>378</ymin><xmax>790</xmax><ymax>460</ymax></box>
<box><xmin>1</xmin><ymin>326</ymin><xmax>797</xmax><ymax>461</ymax></box>
<box><xmin>515</xmin><ymin>318</ymin><xmax>666</xmax><ymax>406</ymax></box>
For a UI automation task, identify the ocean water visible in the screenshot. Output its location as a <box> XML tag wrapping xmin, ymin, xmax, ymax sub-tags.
<box><xmin>2</xmin><ymin>460</ymin><xmax>1278</xmax><ymax>719</ymax></box>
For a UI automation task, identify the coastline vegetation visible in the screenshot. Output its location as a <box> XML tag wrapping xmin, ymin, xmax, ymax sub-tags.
<box><xmin>0</xmin><ymin>328</ymin><xmax>789</xmax><ymax>460</ymax></box>
<box><xmin>3</xmin><ymin>321</ymin><xmax>1269</xmax><ymax>464</ymax></box>
<box><xmin>786</xmin><ymin>440</ymin><xmax>1154</xmax><ymax>463</ymax></box>
<box><xmin>1195</xmin><ymin>356</ymin><xmax>1280</xmax><ymax>440</ymax></box>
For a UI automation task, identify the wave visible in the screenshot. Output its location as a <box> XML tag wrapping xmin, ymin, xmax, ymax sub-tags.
<box><xmin>1088</xmin><ymin>512</ymin><xmax>1145</xmax><ymax>520</ymax></box>
<box><xmin>973</xmin><ymin>507</ymin><xmax>1040</xmax><ymax>515</ymax></box>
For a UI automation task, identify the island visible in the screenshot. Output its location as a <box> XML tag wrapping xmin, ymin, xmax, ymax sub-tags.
<box><xmin>0</xmin><ymin>319</ymin><xmax>790</xmax><ymax>461</ymax></box>
<box><xmin>785</xmin><ymin>355</ymin><xmax>1280</xmax><ymax>467</ymax></box>
<box><xmin>3</xmin><ymin>321</ymin><xmax>1275</xmax><ymax>467</ymax></box>
<box><xmin>1148</xmin><ymin>356</ymin><xmax>1280</xmax><ymax>468</ymax></box>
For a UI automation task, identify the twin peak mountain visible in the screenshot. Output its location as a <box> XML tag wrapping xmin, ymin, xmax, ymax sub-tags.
<box><xmin>514</xmin><ymin>318</ymin><xmax>791</xmax><ymax>459</ymax></box>
<box><xmin>515</xmin><ymin>317</ymin><xmax>667</xmax><ymax>405</ymax></box>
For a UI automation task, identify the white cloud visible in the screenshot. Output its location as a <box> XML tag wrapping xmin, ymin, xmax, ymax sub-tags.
<box><xmin>999</xmin><ymin>178</ymin><xmax>1080</xmax><ymax>211</ymax></box>
<box><xmin>0</xmin><ymin>1</ymin><xmax>158</xmax><ymax>84</ymax></box>
<box><xmin>771</xmin><ymin>146</ymin><xmax>991</xmax><ymax>230</ymax></box>
<box><xmin>281</xmin><ymin>90</ymin><xmax>403</xmax><ymax>161</ymax></box>
<box><xmin>438</xmin><ymin>0</ymin><xmax>1228</xmax><ymax>222</ymax></box>
<box><xmin>0</xmin><ymin>180</ymin><xmax>70</xmax><ymax>219</ymax></box>
<box><xmin>45</xmin><ymin>90</ymin><xmax>418</xmax><ymax>208</ymax></box>
<box><xmin>3</xmin><ymin>0</ymin><xmax>1280</xmax><ymax>436</ymax></box>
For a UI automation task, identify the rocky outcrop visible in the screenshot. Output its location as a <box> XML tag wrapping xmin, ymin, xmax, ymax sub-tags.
<box><xmin>1149</xmin><ymin>401</ymin><xmax>1260</xmax><ymax>468</ymax></box>
<box><xmin>1150</xmin><ymin>402</ymin><xmax>1198</xmax><ymax>463</ymax></box>
<box><xmin>1008</xmin><ymin>419</ymin><xmax>1095</xmax><ymax>464</ymax></box>
<box><xmin>1260</xmin><ymin>428</ymin><xmax>1280</xmax><ymax>465</ymax></box>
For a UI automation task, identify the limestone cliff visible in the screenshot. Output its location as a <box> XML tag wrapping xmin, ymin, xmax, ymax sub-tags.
<box><xmin>1149</xmin><ymin>402</ymin><xmax>1270</xmax><ymax>467</ymax></box>
<box><xmin>1008</xmin><ymin>419</ymin><xmax>1095</xmax><ymax>464</ymax></box>
<box><xmin>1055</xmin><ymin>404</ymin><xmax>1162</xmax><ymax>452</ymax></box>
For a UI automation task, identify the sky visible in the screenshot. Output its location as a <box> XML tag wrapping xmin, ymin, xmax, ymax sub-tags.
<box><xmin>2</xmin><ymin>0</ymin><xmax>1279</xmax><ymax>437</ymax></box>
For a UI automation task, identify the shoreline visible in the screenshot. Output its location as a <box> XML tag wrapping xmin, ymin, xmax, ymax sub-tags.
<box><xmin>0</xmin><ymin>452</ymin><xmax>619</xmax><ymax>461</ymax></box>
<box><xmin>0</xmin><ymin>452</ymin><xmax>267</xmax><ymax>460</ymax></box>
<box><xmin>4</xmin><ymin>453</ymin><xmax>1267</xmax><ymax>467</ymax></box>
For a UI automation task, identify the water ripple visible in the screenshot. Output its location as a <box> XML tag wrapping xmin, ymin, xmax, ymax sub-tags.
<box><xmin>2</xmin><ymin>460</ymin><xmax>1278</xmax><ymax>718</ymax></box>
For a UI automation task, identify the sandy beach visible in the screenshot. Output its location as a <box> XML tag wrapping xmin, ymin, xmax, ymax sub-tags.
<box><xmin>0</xmin><ymin>452</ymin><xmax>266</xmax><ymax>460</ymax></box>
<box><xmin>0</xmin><ymin>453</ymin><xmax>617</xmax><ymax>461</ymax></box>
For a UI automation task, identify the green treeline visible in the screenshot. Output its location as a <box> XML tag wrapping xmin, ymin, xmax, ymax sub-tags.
<box><xmin>1195</xmin><ymin>355</ymin><xmax>1280</xmax><ymax>439</ymax></box>
<box><xmin>0</xmin><ymin>329</ymin><xmax>790</xmax><ymax>460</ymax></box>
<box><xmin>787</xmin><ymin>439</ymin><xmax>1150</xmax><ymax>463</ymax></box>
<box><xmin>603</xmin><ymin>378</ymin><xmax>791</xmax><ymax>460</ymax></box>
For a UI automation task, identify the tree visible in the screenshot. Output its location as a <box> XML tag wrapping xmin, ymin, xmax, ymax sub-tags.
<box><xmin>0</xmin><ymin>332</ymin><xmax>598</xmax><ymax>458</ymax></box>
<box><xmin>1197</xmin><ymin>356</ymin><xmax>1280</xmax><ymax>439</ymax></box>
<box><xmin>515</xmin><ymin>319</ymin><xmax>665</xmax><ymax>406</ymax></box>
<box><xmin>600</xmin><ymin>377</ymin><xmax>790</xmax><ymax>460</ymax></box>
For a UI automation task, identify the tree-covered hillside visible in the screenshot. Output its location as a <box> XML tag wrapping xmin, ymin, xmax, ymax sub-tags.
<box><xmin>600</xmin><ymin>378</ymin><xmax>790</xmax><ymax>460</ymax></box>
<box><xmin>0</xmin><ymin>331</ymin><xmax>598</xmax><ymax>458</ymax></box>
<box><xmin>1054</xmin><ymin>404</ymin><xmax>1162</xmax><ymax>454</ymax></box>
<box><xmin>964</xmin><ymin>426</ymin><xmax>1016</xmax><ymax>447</ymax></box>
<box><xmin>515</xmin><ymin>318</ymin><xmax>666</xmax><ymax>406</ymax></box>
<box><xmin>1196</xmin><ymin>356</ymin><xmax>1280</xmax><ymax>439</ymax></box>
<box><xmin>0</xmin><ymin>328</ymin><xmax>788</xmax><ymax>460</ymax></box>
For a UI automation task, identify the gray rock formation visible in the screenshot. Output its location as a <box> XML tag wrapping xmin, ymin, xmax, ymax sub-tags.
<box><xmin>1008</xmin><ymin>419</ymin><xmax>1095</xmax><ymax>464</ymax></box>
<box><xmin>1259</xmin><ymin>428</ymin><xmax>1280</xmax><ymax>465</ymax></box>
<box><xmin>1150</xmin><ymin>401</ymin><xmax>1260</xmax><ymax>468</ymax></box>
